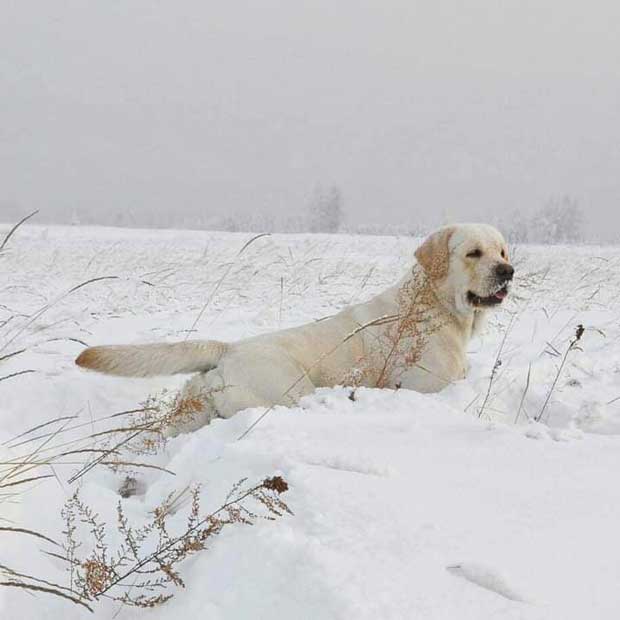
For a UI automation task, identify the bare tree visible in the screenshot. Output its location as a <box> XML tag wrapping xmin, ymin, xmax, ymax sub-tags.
<box><xmin>308</xmin><ymin>185</ymin><xmax>343</xmax><ymax>233</ymax></box>
<box><xmin>536</xmin><ymin>195</ymin><xmax>583</xmax><ymax>243</ymax></box>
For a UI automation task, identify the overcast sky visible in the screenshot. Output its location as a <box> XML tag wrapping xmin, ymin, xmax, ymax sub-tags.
<box><xmin>2</xmin><ymin>1</ymin><xmax>619</xmax><ymax>237</ymax></box>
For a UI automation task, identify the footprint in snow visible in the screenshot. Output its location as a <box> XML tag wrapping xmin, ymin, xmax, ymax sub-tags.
<box><xmin>446</xmin><ymin>562</ymin><xmax>529</xmax><ymax>603</ymax></box>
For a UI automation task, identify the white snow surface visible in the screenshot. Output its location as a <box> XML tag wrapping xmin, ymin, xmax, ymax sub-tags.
<box><xmin>1</xmin><ymin>224</ymin><xmax>620</xmax><ymax>619</ymax></box>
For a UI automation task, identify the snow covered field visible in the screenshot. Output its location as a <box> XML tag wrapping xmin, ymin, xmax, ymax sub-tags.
<box><xmin>1</xmin><ymin>224</ymin><xmax>620</xmax><ymax>619</ymax></box>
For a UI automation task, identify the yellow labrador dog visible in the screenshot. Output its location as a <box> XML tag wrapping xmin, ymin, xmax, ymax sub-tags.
<box><xmin>77</xmin><ymin>224</ymin><xmax>513</xmax><ymax>434</ymax></box>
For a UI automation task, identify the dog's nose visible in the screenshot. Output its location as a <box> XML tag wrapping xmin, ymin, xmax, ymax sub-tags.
<box><xmin>495</xmin><ymin>263</ymin><xmax>514</xmax><ymax>281</ymax></box>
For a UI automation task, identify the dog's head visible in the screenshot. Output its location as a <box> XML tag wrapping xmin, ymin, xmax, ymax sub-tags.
<box><xmin>415</xmin><ymin>223</ymin><xmax>513</xmax><ymax>315</ymax></box>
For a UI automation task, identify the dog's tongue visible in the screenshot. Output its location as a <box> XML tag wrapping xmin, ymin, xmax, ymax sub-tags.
<box><xmin>493</xmin><ymin>288</ymin><xmax>508</xmax><ymax>300</ymax></box>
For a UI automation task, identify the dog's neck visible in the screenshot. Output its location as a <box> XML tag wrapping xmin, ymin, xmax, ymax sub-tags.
<box><xmin>394</xmin><ymin>268</ymin><xmax>483</xmax><ymax>343</ymax></box>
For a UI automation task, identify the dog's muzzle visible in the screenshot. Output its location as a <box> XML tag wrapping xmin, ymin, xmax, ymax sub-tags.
<box><xmin>467</xmin><ymin>263</ymin><xmax>514</xmax><ymax>307</ymax></box>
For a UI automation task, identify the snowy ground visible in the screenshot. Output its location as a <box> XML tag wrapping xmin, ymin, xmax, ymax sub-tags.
<box><xmin>1</xmin><ymin>224</ymin><xmax>620</xmax><ymax>619</ymax></box>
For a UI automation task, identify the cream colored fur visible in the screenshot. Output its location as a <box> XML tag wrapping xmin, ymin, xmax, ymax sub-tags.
<box><xmin>76</xmin><ymin>223</ymin><xmax>512</xmax><ymax>435</ymax></box>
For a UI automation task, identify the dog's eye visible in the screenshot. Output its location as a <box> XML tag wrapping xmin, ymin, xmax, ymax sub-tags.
<box><xmin>467</xmin><ymin>249</ymin><xmax>482</xmax><ymax>258</ymax></box>
<box><xmin>501</xmin><ymin>249</ymin><xmax>507</xmax><ymax>259</ymax></box>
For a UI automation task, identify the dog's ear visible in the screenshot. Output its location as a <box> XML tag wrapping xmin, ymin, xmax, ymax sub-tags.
<box><xmin>415</xmin><ymin>227</ymin><xmax>455</xmax><ymax>280</ymax></box>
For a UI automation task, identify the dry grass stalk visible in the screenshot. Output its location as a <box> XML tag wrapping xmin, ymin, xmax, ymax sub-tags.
<box><xmin>1</xmin><ymin>275</ymin><xmax>121</xmax><ymax>355</ymax></box>
<box><xmin>373</xmin><ymin>268</ymin><xmax>445</xmax><ymax>388</ymax></box>
<box><xmin>61</xmin><ymin>476</ymin><xmax>291</xmax><ymax>608</ymax></box>
<box><xmin>0</xmin><ymin>210</ymin><xmax>39</xmax><ymax>255</ymax></box>
<box><xmin>184</xmin><ymin>232</ymin><xmax>271</xmax><ymax>339</ymax></box>
<box><xmin>477</xmin><ymin>313</ymin><xmax>517</xmax><ymax>419</ymax></box>
<box><xmin>535</xmin><ymin>324</ymin><xmax>585</xmax><ymax>423</ymax></box>
<box><xmin>66</xmin><ymin>389</ymin><xmax>224</xmax><ymax>485</ymax></box>
<box><xmin>514</xmin><ymin>363</ymin><xmax>533</xmax><ymax>424</ymax></box>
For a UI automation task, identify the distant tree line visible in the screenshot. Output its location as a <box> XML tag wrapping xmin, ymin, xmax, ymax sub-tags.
<box><xmin>489</xmin><ymin>196</ymin><xmax>586</xmax><ymax>245</ymax></box>
<box><xmin>1</xmin><ymin>192</ymin><xmax>611</xmax><ymax>244</ymax></box>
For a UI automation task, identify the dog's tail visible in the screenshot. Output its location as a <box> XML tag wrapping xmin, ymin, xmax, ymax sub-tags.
<box><xmin>75</xmin><ymin>340</ymin><xmax>229</xmax><ymax>377</ymax></box>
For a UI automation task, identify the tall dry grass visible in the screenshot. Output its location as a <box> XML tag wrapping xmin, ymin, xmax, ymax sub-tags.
<box><xmin>0</xmin><ymin>216</ymin><xmax>296</xmax><ymax>613</ymax></box>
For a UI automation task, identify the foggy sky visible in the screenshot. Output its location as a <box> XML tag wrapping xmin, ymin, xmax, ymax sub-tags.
<box><xmin>2</xmin><ymin>1</ymin><xmax>620</xmax><ymax>239</ymax></box>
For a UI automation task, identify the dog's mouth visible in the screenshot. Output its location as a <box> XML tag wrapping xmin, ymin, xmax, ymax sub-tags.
<box><xmin>467</xmin><ymin>284</ymin><xmax>509</xmax><ymax>307</ymax></box>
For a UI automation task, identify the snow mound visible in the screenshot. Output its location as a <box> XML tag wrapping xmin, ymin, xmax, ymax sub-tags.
<box><xmin>2</xmin><ymin>226</ymin><xmax>620</xmax><ymax>618</ymax></box>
